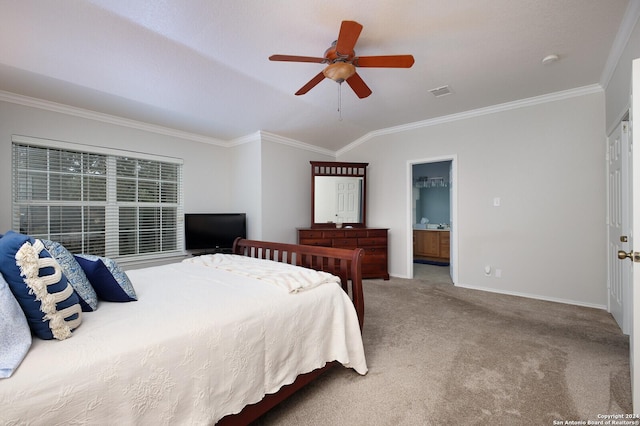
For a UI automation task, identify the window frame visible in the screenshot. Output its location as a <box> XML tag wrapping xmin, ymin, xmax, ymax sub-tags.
<box><xmin>11</xmin><ymin>135</ymin><xmax>185</xmax><ymax>263</ymax></box>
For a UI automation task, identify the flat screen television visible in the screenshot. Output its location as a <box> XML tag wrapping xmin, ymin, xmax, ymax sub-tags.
<box><xmin>184</xmin><ymin>213</ymin><xmax>247</xmax><ymax>253</ymax></box>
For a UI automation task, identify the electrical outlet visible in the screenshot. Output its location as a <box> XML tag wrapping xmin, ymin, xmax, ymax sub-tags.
<box><xmin>495</xmin><ymin>269</ymin><xmax>502</xmax><ymax>278</ymax></box>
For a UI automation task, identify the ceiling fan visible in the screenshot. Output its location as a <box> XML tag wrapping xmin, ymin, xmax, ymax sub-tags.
<box><xmin>269</xmin><ymin>20</ymin><xmax>415</xmax><ymax>99</ymax></box>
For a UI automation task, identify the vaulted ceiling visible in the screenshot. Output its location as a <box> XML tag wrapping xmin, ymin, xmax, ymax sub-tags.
<box><xmin>0</xmin><ymin>0</ymin><xmax>632</xmax><ymax>151</ymax></box>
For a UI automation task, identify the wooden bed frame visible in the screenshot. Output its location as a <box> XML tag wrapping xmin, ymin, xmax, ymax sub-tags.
<box><xmin>216</xmin><ymin>238</ymin><xmax>365</xmax><ymax>425</ymax></box>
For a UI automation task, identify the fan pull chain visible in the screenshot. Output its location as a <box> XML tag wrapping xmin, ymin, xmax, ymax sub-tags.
<box><xmin>338</xmin><ymin>82</ymin><xmax>343</xmax><ymax>121</ymax></box>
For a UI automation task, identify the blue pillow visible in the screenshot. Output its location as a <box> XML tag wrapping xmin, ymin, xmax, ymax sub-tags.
<box><xmin>0</xmin><ymin>273</ymin><xmax>31</xmax><ymax>378</ymax></box>
<box><xmin>42</xmin><ymin>240</ymin><xmax>98</xmax><ymax>312</ymax></box>
<box><xmin>74</xmin><ymin>254</ymin><xmax>137</xmax><ymax>302</ymax></box>
<box><xmin>0</xmin><ymin>231</ymin><xmax>82</xmax><ymax>340</ymax></box>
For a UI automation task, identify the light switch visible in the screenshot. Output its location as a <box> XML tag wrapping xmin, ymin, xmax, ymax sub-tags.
<box><xmin>493</xmin><ymin>197</ymin><xmax>501</xmax><ymax>207</ymax></box>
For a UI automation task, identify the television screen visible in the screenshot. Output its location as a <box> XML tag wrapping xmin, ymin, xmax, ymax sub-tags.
<box><xmin>184</xmin><ymin>213</ymin><xmax>246</xmax><ymax>253</ymax></box>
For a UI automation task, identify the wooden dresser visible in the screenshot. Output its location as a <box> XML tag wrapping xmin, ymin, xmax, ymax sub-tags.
<box><xmin>297</xmin><ymin>228</ymin><xmax>389</xmax><ymax>280</ymax></box>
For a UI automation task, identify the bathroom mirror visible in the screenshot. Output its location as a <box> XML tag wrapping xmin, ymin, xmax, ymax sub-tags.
<box><xmin>310</xmin><ymin>161</ymin><xmax>368</xmax><ymax>228</ymax></box>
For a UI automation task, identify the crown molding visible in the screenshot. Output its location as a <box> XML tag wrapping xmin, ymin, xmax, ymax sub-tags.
<box><xmin>0</xmin><ymin>90</ymin><xmax>230</xmax><ymax>147</ymax></box>
<box><xmin>228</xmin><ymin>131</ymin><xmax>262</xmax><ymax>146</ymax></box>
<box><xmin>600</xmin><ymin>0</ymin><xmax>640</xmax><ymax>89</ymax></box>
<box><xmin>337</xmin><ymin>84</ymin><xmax>603</xmax><ymax>156</ymax></box>
<box><xmin>2</xmin><ymin>83</ymin><xmax>605</xmax><ymax>159</ymax></box>
<box><xmin>0</xmin><ymin>89</ymin><xmax>335</xmax><ymax>155</ymax></box>
<box><xmin>228</xmin><ymin>131</ymin><xmax>335</xmax><ymax>156</ymax></box>
<box><xmin>256</xmin><ymin>131</ymin><xmax>336</xmax><ymax>157</ymax></box>
<box><xmin>1</xmin><ymin>89</ymin><xmax>337</xmax><ymax>156</ymax></box>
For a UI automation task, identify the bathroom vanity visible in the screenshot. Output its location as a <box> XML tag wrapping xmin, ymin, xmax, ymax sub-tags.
<box><xmin>413</xmin><ymin>229</ymin><xmax>450</xmax><ymax>262</ymax></box>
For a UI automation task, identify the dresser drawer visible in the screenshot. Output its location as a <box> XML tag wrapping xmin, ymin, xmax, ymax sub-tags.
<box><xmin>298</xmin><ymin>230</ymin><xmax>325</xmax><ymax>239</ymax></box>
<box><xmin>366</xmin><ymin>229</ymin><xmax>388</xmax><ymax>238</ymax></box>
<box><xmin>358</xmin><ymin>237</ymin><xmax>387</xmax><ymax>247</ymax></box>
<box><xmin>363</xmin><ymin>262</ymin><xmax>388</xmax><ymax>277</ymax></box>
<box><xmin>332</xmin><ymin>238</ymin><xmax>358</xmax><ymax>248</ymax></box>
<box><xmin>362</xmin><ymin>247</ymin><xmax>387</xmax><ymax>257</ymax></box>
<box><xmin>349</xmin><ymin>230</ymin><xmax>369</xmax><ymax>238</ymax></box>
<box><xmin>299</xmin><ymin>238</ymin><xmax>331</xmax><ymax>246</ymax></box>
<box><xmin>323</xmin><ymin>230</ymin><xmax>346</xmax><ymax>238</ymax></box>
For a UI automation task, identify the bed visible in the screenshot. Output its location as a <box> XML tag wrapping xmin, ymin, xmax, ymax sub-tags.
<box><xmin>0</xmin><ymin>237</ymin><xmax>367</xmax><ymax>425</ymax></box>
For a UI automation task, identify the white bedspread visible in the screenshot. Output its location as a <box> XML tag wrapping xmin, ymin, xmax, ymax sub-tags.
<box><xmin>183</xmin><ymin>253</ymin><xmax>341</xmax><ymax>292</ymax></box>
<box><xmin>0</xmin><ymin>260</ymin><xmax>367</xmax><ymax>425</ymax></box>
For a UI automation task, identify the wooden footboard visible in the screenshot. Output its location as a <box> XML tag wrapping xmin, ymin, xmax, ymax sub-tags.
<box><xmin>216</xmin><ymin>238</ymin><xmax>365</xmax><ymax>425</ymax></box>
<box><xmin>232</xmin><ymin>238</ymin><xmax>365</xmax><ymax>330</ymax></box>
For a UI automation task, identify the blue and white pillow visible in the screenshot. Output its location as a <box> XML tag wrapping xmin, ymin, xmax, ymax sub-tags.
<box><xmin>0</xmin><ymin>273</ymin><xmax>31</xmax><ymax>378</ymax></box>
<box><xmin>42</xmin><ymin>240</ymin><xmax>98</xmax><ymax>312</ymax></box>
<box><xmin>74</xmin><ymin>254</ymin><xmax>137</xmax><ymax>302</ymax></box>
<box><xmin>0</xmin><ymin>231</ymin><xmax>82</xmax><ymax>340</ymax></box>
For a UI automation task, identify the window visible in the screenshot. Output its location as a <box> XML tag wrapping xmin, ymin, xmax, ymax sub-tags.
<box><xmin>12</xmin><ymin>136</ymin><xmax>184</xmax><ymax>261</ymax></box>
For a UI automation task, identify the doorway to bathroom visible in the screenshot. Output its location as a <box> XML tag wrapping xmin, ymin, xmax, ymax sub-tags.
<box><xmin>408</xmin><ymin>156</ymin><xmax>457</xmax><ymax>283</ymax></box>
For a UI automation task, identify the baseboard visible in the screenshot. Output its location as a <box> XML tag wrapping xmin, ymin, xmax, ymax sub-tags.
<box><xmin>414</xmin><ymin>258</ymin><xmax>450</xmax><ymax>267</ymax></box>
<box><xmin>454</xmin><ymin>282</ymin><xmax>608</xmax><ymax>311</ymax></box>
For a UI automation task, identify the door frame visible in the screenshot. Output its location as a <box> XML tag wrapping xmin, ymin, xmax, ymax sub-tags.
<box><xmin>406</xmin><ymin>154</ymin><xmax>458</xmax><ymax>283</ymax></box>
<box><xmin>631</xmin><ymin>57</ymin><xmax>639</xmax><ymax>411</ymax></box>
<box><xmin>607</xmin><ymin>119</ymin><xmax>631</xmax><ymax>334</ymax></box>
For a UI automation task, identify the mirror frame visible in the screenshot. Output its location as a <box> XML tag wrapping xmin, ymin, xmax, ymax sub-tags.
<box><xmin>310</xmin><ymin>161</ymin><xmax>368</xmax><ymax>228</ymax></box>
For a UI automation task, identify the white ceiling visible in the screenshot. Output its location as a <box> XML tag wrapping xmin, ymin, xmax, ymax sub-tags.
<box><xmin>0</xmin><ymin>0</ymin><xmax>632</xmax><ymax>152</ymax></box>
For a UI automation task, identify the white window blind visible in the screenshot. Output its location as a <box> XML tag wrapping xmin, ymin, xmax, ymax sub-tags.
<box><xmin>12</xmin><ymin>136</ymin><xmax>184</xmax><ymax>261</ymax></box>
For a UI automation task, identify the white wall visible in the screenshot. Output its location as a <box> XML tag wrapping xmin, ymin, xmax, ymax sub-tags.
<box><xmin>229</xmin><ymin>135</ymin><xmax>262</xmax><ymax>239</ymax></box>
<box><xmin>339</xmin><ymin>90</ymin><xmax>607</xmax><ymax>308</ymax></box>
<box><xmin>217</xmin><ymin>131</ymin><xmax>335</xmax><ymax>244</ymax></box>
<box><xmin>260</xmin><ymin>134</ymin><xmax>334</xmax><ymax>244</ymax></box>
<box><xmin>0</xmin><ymin>99</ymin><xmax>233</xmax><ymax>233</ymax></box>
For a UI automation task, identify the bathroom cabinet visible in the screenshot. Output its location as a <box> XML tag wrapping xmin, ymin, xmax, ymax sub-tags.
<box><xmin>413</xmin><ymin>230</ymin><xmax>450</xmax><ymax>261</ymax></box>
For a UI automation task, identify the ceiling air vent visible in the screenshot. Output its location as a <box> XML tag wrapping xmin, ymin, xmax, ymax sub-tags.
<box><xmin>429</xmin><ymin>85</ymin><xmax>452</xmax><ymax>97</ymax></box>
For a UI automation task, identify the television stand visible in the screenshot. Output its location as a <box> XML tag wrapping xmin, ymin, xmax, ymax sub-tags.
<box><xmin>190</xmin><ymin>247</ymin><xmax>233</xmax><ymax>256</ymax></box>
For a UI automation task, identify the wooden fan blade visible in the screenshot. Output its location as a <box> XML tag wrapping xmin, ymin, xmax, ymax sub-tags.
<box><xmin>295</xmin><ymin>71</ymin><xmax>326</xmax><ymax>95</ymax></box>
<box><xmin>269</xmin><ymin>54</ymin><xmax>326</xmax><ymax>63</ymax></box>
<box><xmin>355</xmin><ymin>55</ymin><xmax>415</xmax><ymax>68</ymax></box>
<box><xmin>335</xmin><ymin>20</ymin><xmax>363</xmax><ymax>56</ymax></box>
<box><xmin>346</xmin><ymin>72</ymin><xmax>372</xmax><ymax>99</ymax></box>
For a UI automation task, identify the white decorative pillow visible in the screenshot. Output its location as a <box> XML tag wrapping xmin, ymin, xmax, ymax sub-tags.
<box><xmin>0</xmin><ymin>273</ymin><xmax>31</xmax><ymax>378</ymax></box>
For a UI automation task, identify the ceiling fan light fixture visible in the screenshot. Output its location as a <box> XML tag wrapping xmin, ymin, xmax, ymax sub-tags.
<box><xmin>270</xmin><ymin>20</ymin><xmax>412</xmax><ymax>98</ymax></box>
<box><xmin>323</xmin><ymin>62</ymin><xmax>356</xmax><ymax>83</ymax></box>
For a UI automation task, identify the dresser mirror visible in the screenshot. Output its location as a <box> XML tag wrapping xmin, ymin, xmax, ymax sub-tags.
<box><xmin>311</xmin><ymin>161</ymin><xmax>368</xmax><ymax>228</ymax></box>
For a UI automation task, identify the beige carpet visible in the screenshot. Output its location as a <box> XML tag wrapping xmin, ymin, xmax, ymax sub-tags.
<box><xmin>255</xmin><ymin>264</ymin><xmax>631</xmax><ymax>425</ymax></box>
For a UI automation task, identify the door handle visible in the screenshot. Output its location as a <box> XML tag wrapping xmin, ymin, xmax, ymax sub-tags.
<box><xmin>618</xmin><ymin>250</ymin><xmax>640</xmax><ymax>262</ymax></box>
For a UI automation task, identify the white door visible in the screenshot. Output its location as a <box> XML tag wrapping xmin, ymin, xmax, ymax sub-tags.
<box><xmin>609</xmin><ymin>120</ymin><xmax>631</xmax><ymax>334</ymax></box>
<box><xmin>335</xmin><ymin>180</ymin><xmax>359</xmax><ymax>223</ymax></box>
<box><xmin>631</xmin><ymin>57</ymin><xmax>640</xmax><ymax>410</ymax></box>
